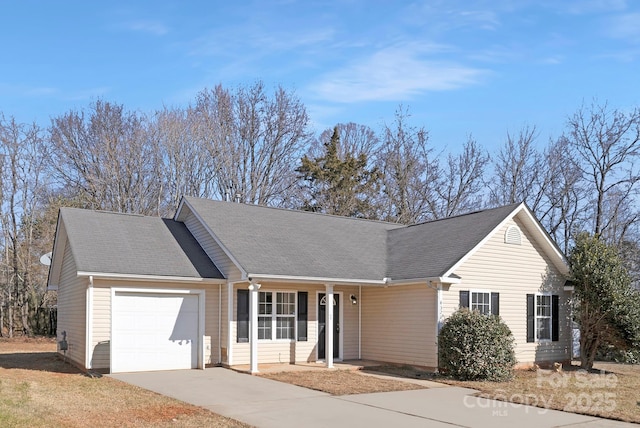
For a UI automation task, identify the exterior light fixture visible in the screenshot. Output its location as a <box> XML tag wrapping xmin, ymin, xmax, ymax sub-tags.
<box><xmin>350</xmin><ymin>294</ymin><xmax>358</xmax><ymax>305</ymax></box>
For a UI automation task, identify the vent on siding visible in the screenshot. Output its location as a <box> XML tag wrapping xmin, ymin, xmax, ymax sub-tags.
<box><xmin>505</xmin><ymin>225</ymin><xmax>522</xmax><ymax>245</ymax></box>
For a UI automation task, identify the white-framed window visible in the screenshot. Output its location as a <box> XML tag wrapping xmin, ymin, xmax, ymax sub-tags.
<box><xmin>258</xmin><ymin>291</ymin><xmax>296</xmax><ymax>340</ymax></box>
<box><xmin>536</xmin><ymin>294</ymin><xmax>552</xmax><ymax>341</ymax></box>
<box><xmin>471</xmin><ymin>291</ymin><xmax>491</xmax><ymax>315</ymax></box>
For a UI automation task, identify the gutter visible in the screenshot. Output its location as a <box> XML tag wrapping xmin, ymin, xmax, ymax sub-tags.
<box><xmin>76</xmin><ymin>271</ymin><xmax>225</xmax><ymax>284</ymax></box>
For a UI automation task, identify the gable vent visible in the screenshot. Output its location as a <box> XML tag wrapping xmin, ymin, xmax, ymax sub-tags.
<box><xmin>505</xmin><ymin>225</ymin><xmax>522</xmax><ymax>245</ymax></box>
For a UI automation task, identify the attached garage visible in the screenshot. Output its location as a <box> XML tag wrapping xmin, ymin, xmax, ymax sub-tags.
<box><xmin>111</xmin><ymin>289</ymin><xmax>205</xmax><ymax>373</ymax></box>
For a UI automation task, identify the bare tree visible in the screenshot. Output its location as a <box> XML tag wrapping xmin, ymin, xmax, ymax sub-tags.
<box><xmin>563</xmin><ymin>101</ymin><xmax>640</xmax><ymax>239</ymax></box>
<box><xmin>378</xmin><ymin>106</ymin><xmax>438</xmax><ymax>224</ymax></box>
<box><xmin>539</xmin><ymin>137</ymin><xmax>588</xmax><ymax>253</ymax></box>
<box><xmin>49</xmin><ymin>100</ymin><xmax>162</xmax><ymax>215</ymax></box>
<box><xmin>0</xmin><ymin>115</ymin><xmax>49</xmax><ymax>336</ymax></box>
<box><xmin>150</xmin><ymin>107</ymin><xmax>217</xmax><ymax>214</ymax></box>
<box><xmin>489</xmin><ymin>125</ymin><xmax>545</xmax><ymax>210</ymax></box>
<box><xmin>192</xmin><ymin>82</ymin><xmax>311</xmax><ymax>207</ymax></box>
<box><xmin>430</xmin><ymin>137</ymin><xmax>489</xmax><ymax>218</ymax></box>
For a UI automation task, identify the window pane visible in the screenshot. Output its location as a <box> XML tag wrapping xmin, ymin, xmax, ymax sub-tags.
<box><xmin>258</xmin><ymin>316</ymin><xmax>272</xmax><ymax>340</ymax></box>
<box><xmin>471</xmin><ymin>292</ymin><xmax>490</xmax><ymax>315</ymax></box>
<box><xmin>259</xmin><ymin>292</ymin><xmax>272</xmax><ymax>315</ymax></box>
<box><xmin>276</xmin><ymin>292</ymin><xmax>295</xmax><ymax>315</ymax></box>
<box><xmin>276</xmin><ymin>317</ymin><xmax>295</xmax><ymax>339</ymax></box>
<box><xmin>537</xmin><ymin>318</ymin><xmax>551</xmax><ymax>340</ymax></box>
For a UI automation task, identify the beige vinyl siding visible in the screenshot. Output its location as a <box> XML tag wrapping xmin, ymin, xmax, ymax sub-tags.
<box><xmin>183</xmin><ymin>212</ymin><xmax>242</xmax><ymax>281</ymax></box>
<box><xmin>90</xmin><ymin>286</ymin><xmax>110</xmax><ymax>368</ymax></box>
<box><xmin>56</xmin><ymin>239</ymin><xmax>86</xmax><ymax>369</ymax></box>
<box><xmin>443</xmin><ymin>216</ymin><xmax>570</xmax><ymax>364</ymax></box>
<box><xmin>205</xmin><ymin>285</ymin><xmax>222</xmax><ymax>364</ymax></box>
<box><xmin>361</xmin><ymin>284</ymin><xmax>437</xmax><ymax>369</ymax></box>
<box><xmin>89</xmin><ymin>280</ymin><xmax>219</xmax><ymax>371</ymax></box>
<box><xmin>230</xmin><ymin>283</ymin><xmax>360</xmax><ymax>365</ymax></box>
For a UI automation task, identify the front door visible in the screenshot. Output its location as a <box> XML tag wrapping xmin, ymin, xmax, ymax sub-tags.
<box><xmin>318</xmin><ymin>293</ymin><xmax>339</xmax><ymax>359</ymax></box>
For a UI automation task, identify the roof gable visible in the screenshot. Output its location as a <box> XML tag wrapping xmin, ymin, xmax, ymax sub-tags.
<box><xmin>179</xmin><ymin>196</ymin><xmax>403</xmax><ymax>281</ymax></box>
<box><xmin>53</xmin><ymin>208</ymin><xmax>224</xmax><ymax>280</ymax></box>
<box><xmin>386</xmin><ymin>204</ymin><xmax>522</xmax><ymax>281</ymax></box>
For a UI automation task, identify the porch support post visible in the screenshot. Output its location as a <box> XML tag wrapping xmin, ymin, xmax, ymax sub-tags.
<box><xmin>325</xmin><ymin>283</ymin><xmax>334</xmax><ymax>368</ymax></box>
<box><xmin>249</xmin><ymin>282</ymin><xmax>261</xmax><ymax>374</ymax></box>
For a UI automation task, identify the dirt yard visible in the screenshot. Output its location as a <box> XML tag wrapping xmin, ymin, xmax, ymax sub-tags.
<box><xmin>260</xmin><ymin>369</ymin><xmax>427</xmax><ymax>395</ymax></box>
<box><xmin>0</xmin><ymin>337</ymin><xmax>249</xmax><ymax>428</ymax></box>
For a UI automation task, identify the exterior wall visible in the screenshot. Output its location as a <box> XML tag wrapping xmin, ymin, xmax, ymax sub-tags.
<box><xmin>443</xmin><ymin>216</ymin><xmax>571</xmax><ymax>365</ymax></box>
<box><xmin>56</xmin><ymin>239</ymin><xmax>87</xmax><ymax>369</ymax></box>
<box><xmin>89</xmin><ymin>280</ymin><xmax>220</xmax><ymax>371</ymax></box>
<box><xmin>361</xmin><ymin>284</ymin><xmax>437</xmax><ymax>369</ymax></box>
<box><xmin>229</xmin><ymin>282</ymin><xmax>361</xmax><ymax>365</ymax></box>
<box><xmin>183</xmin><ymin>212</ymin><xmax>242</xmax><ymax>281</ymax></box>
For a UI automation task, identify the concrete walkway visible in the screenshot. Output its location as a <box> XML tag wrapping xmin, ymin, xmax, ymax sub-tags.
<box><xmin>110</xmin><ymin>368</ymin><xmax>635</xmax><ymax>428</ymax></box>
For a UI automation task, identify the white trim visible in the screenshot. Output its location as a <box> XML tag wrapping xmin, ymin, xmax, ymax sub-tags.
<box><xmin>109</xmin><ymin>287</ymin><xmax>206</xmax><ymax>373</ymax></box>
<box><xmin>387</xmin><ymin>276</ymin><xmax>462</xmax><ymax>286</ymax></box>
<box><xmin>77</xmin><ymin>271</ymin><xmax>224</xmax><ymax>284</ymax></box>
<box><xmin>469</xmin><ymin>288</ymin><xmax>493</xmax><ymax>315</ymax></box>
<box><xmin>315</xmin><ymin>290</ymin><xmax>344</xmax><ymax>363</ymax></box>
<box><xmin>47</xmin><ymin>213</ymin><xmax>67</xmax><ymax>289</ymax></box>
<box><xmin>254</xmin><ymin>290</ymin><xmax>298</xmax><ymax>342</ymax></box>
<box><xmin>247</xmin><ymin>273</ymin><xmax>387</xmax><ymax>286</ymax></box>
<box><xmin>85</xmin><ymin>276</ymin><xmax>94</xmax><ymax>370</ymax></box>
<box><xmin>358</xmin><ymin>285</ymin><xmax>361</xmax><ymax>360</ymax></box>
<box><xmin>443</xmin><ymin>203</ymin><xmax>569</xmax><ymax>278</ymax></box>
<box><xmin>218</xmin><ymin>283</ymin><xmax>222</xmax><ymax>364</ymax></box>
<box><xmin>534</xmin><ymin>292</ymin><xmax>553</xmax><ymax>342</ymax></box>
<box><xmin>227</xmin><ymin>282</ymin><xmax>234</xmax><ymax>366</ymax></box>
<box><xmin>176</xmin><ymin>198</ymin><xmax>248</xmax><ymax>279</ymax></box>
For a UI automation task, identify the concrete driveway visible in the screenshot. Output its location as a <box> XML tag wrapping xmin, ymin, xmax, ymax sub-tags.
<box><xmin>110</xmin><ymin>368</ymin><xmax>634</xmax><ymax>428</ymax></box>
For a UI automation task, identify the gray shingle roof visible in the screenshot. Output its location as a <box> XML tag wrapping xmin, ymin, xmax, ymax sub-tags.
<box><xmin>60</xmin><ymin>208</ymin><xmax>223</xmax><ymax>279</ymax></box>
<box><xmin>386</xmin><ymin>204</ymin><xmax>520</xmax><ymax>280</ymax></box>
<box><xmin>183</xmin><ymin>196</ymin><xmax>404</xmax><ymax>281</ymax></box>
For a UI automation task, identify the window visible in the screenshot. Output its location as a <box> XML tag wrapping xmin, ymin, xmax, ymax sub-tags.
<box><xmin>536</xmin><ymin>295</ymin><xmax>552</xmax><ymax>340</ymax></box>
<box><xmin>459</xmin><ymin>290</ymin><xmax>499</xmax><ymax>316</ymax></box>
<box><xmin>258</xmin><ymin>292</ymin><xmax>273</xmax><ymax>340</ymax></box>
<box><xmin>526</xmin><ymin>293</ymin><xmax>559</xmax><ymax>343</ymax></box>
<box><xmin>237</xmin><ymin>290</ymin><xmax>307</xmax><ymax>343</ymax></box>
<box><xmin>259</xmin><ymin>291</ymin><xmax>296</xmax><ymax>340</ymax></box>
<box><xmin>276</xmin><ymin>292</ymin><xmax>295</xmax><ymax>339</ymax></box>
<box><xmin>471</xmin><ymin>291</ymin><xmax>491</xmax><ymax>315</ymax></box>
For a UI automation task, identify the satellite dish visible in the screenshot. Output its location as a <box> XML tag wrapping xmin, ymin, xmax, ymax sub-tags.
<box><xmin>40</xmin><ymin>252</ymin><xmax>52</xmax><ymax>266</ymax></box>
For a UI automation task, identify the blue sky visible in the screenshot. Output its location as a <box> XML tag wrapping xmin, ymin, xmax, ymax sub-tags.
<box><xmin>2</xmin><ymin>0</ymin><xmax>639</xmax><ymax>152</ymax></box>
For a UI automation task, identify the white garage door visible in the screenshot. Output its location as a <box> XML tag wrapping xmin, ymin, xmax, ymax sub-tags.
<box><xmin>112</xmin><ymin>291</ymin><xmax>201</xmax><ymax>373</ymax></box>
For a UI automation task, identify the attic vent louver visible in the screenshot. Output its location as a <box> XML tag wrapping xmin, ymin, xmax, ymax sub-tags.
<box><xmin>505</xmin><ymin>225</ymin><xmax>522</xmax><ymax>245</ymax></box>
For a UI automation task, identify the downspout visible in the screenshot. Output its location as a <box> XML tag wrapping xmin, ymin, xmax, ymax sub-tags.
<box><xmin>436</xmin><ymin>282</ymin><xmax>443</xmax><ymax>372</ymax></box>
<box><xmin>428</xmin><ymin>280</ymin><xmax>443</xmax><ymax>372</ymax></box>
<box><xmin>218</xmin><ymin>283</ymin><xmax>222</xmax><ymax>365</ymax></box>
<box><xmin>85</xmin><ymin>275</ymin><xmax>94</xmax><ymax>370</ymax></box>
<box><xmin>227</xmin><ymin>282</ymin><xmax>233</xmax><ymax>366</ymax></box>
<box><xmin>358</xmin><ymin>285</ymin><xmax>361</xmax><ymax>360</ymax></box>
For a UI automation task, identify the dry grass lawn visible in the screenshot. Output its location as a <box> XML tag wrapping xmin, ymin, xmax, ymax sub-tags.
<box><xmin>260</xmin><ymin>369</ymin><xmax>426</xmax><ymax>395</ymax></box>
<box><xmin>375</xmin><ymin>362</ymin><xmax>639</xmax><ymax>424</ymax></box>
<box><xmin>0</xmin><ymin>337</ymin><xmax>249</xmax><ymax>428</ymax></box>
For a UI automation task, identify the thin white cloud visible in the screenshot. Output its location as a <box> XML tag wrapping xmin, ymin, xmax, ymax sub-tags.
<box><xmin>125</xmin><ymin>20</ymin><xmax>169</xmax><ymax>36</ymax></box>
<box><xmin>607</xmin><ymin>12</ymin><xmax>640</xmax><ymax>42</ymax></box>
<box><xmin>310</xmin><ymin>44</ymin><xmax>486</xmax><ymax>103</ymax></box>
<box><xmin>563</xmin><ymin>0</ymin><xmax>627</xmax><ymax>14</ymax></box>
<box><xmin>540</xmin><ymin>55</ymin><xmax>564</xmax><ymax>64</ymax></box>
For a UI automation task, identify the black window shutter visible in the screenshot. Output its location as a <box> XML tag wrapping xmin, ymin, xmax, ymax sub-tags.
<box><xmin>491</xmin><ymin>292</ymin><xmax>500</xmax><ymax>316</ymax></box>
<box><xmin>552</xmin><ymin>295</ymin><xmax>559</xmax><ymax>342</ymax></box>
<box><xmin>237</xmin><ymin>289</ymin><xmax>249</xmax><ymax>343</ymax></box>
<box><xmin>459</xmin><ymin>290</ymin><xmax>469</xmax><ymax>309</ymax></box>
<box><xmin>297</xmin><ymin>291</ymin><xmax>308</xmax><ymax>341</ymax></box>
<box><xmin>526</xmin><ymin>294</ymin><xmax>535</xmax><ymax>343</ymax></box>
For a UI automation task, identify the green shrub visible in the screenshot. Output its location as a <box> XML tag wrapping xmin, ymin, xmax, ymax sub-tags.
<box><xmin>438</xmin><ymin>309</ymin><xmax>516</xmax><ymax>381</ymax></box>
